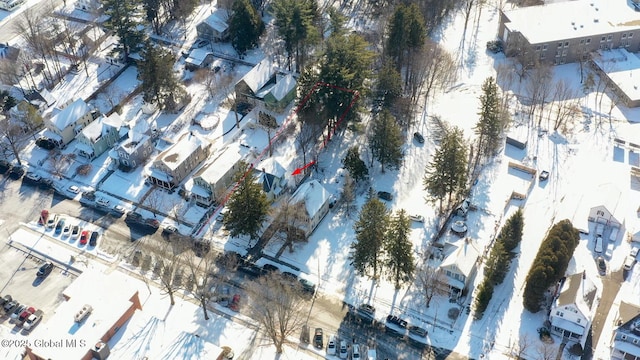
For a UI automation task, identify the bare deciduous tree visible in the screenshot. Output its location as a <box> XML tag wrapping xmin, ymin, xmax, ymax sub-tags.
<box><xmin>148</xmin><ymin>237</ymin><xmax>189</xmax><ymax>306</ymax></box>
<box><xmin>295</xmin><ymin>119</ymin><xmax>323</xmax><ymax>171</ymax></box>
<box><xmin>509</xmin><ymin>333</ymin><xmax>532</xmax><ymax>359</ymax></box>
<box><xmin>246</xmin><ymin>272</ymin><xmax>307</xmax><ymax>354</ymax></box>
<box><xmin>272</xmin><ymin>195</ymin><xmax>308</xmax><ymax>255</ymax></box>
<box><xmin>341</xmin><ymin>172</ymin><xmax>356</xmax><ymax>217</ymax></box>
<box><xmin>422</xmin><ymin>40</ymin><xmax>457</xmax><ymax>108</ymax></box>
<box><xmin>524</xmin><ymin>63</ymin><xmax>553</xmax><ymax>126</ymax></box>
<box><xmin>535</xmin><ymin>342</ymin><xmax>557</xmax><ymax>360</ymax></box>
<box><xmin>416</xmin><ymin>264</ymin><xmax>448</xmax><ymax>308</ymax></box>
<box><xmin>184</xmin><ymin>241</ymin><xmax>219</xmax><ymax>320</ymax></box>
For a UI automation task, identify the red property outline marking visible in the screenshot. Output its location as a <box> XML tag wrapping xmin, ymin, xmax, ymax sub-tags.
<box><xmin>195</xmin><ymin>82</ymin><xmax>360</xmax><ymax>237</ymax></box>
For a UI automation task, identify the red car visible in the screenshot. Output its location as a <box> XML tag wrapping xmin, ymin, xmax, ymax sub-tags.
<box><xmin>80</xmin><ymin>230</ymin><xmax>89</xmax><ymax>245</ymax></box>
<box><xmin>18</xmin><ymin>307</ymin><xmax>36</xmax><ymax>324</ymax></box>
<box><xmin>38</xmin><ymin>210</ymin><xmax>49</xmax><ymax>226</ymax></box>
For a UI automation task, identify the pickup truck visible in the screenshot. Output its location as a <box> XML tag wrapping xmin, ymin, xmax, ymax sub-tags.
<box><xmin>23</xmin><ymin>310</ymin><xmax>43</xmax><ymax>331</ymax></box>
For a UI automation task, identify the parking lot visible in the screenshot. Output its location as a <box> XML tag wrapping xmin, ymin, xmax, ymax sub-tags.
<box><xmin>0</xmin><ymin>242</ymin><xmax>76</xmax><ymax>333</ymax></box>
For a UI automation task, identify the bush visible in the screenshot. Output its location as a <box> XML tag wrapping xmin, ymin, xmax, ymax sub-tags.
<box><xmin>75</xmin><ymin>164</ymin><xmax>92</xmax><ymax>176</ymax></box>
<box><xmin>523</xmin><ymin>219</ymin><xmax>579</xmax><ymax>312</ymax></box>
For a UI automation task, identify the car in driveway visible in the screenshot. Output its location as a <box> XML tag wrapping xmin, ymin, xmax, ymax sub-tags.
<box><xmin>377</xmin><ymin>191</ymin><xmax>393</xmax><ymax>201</ymax></box>
<box><xmin>38</xmin><ymin>210</ymin><xmax>49</xmax><ymax>226</ymax></box>
<box><xmin>37</xmin><ymin>262</ymin><xmax>54</xmax><ymax>278</ymax></box>
<box><xmin>539</xmin><ymin>170</ymin><xmax>550</xmax><ymax>181</ymax></box>
<box><xmin>313</xmin><ymin>328</ymin><xmax>323</xmax><ymax>349</ymax></box>
<box><xmin>96</xmin><ymin>198</ymin><xmax>110</xmax><ymax>207</ymax></box>
<box><xmin>111</xmin><ymin>205</ymin><xmax>126</xmax><ymax>217</ymax></box>
<box><xmin>298</xmin><ymin>278</ymin><xmax>316</xmax><ymax>296</ymax></box>
<box><xmin>162</xmin><ymin>225</ymin><xmax>178</xmax><ymax>237</ymax></box>
<box><xmin>24</xmin><ymin>172</ymin><xmax>41</xmax><ymax>184</ymax></box>
<box><xmin>596</xmin><ymin>256</ymin><xmax>607</xmax><ymax>275</ymax></box>
<box><xmin>8</xmin><ymin>165</ymin><xmax>25</xmax><ymax>179</ymax></box>
<box><xmin>67</xmin><ymin>185</ymin><xmax>80</xmax><ymax>194</ymax></box>
<box><xmin>80</xmin><ymin>231</ymin><xmax>89</xmax><ymax>245</ymax></box>
<box><xmin>338</xmin><ymin>340</ymin><xmax>348</xmax><ymax>359</ymax></box>
<box><xmin>413</xmin><ymin>132</ymin><xmax>425</xmax><ymax>144</ymax></box>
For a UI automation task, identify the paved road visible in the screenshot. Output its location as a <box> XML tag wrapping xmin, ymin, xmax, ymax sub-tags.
<box><xmin>0</xmin><ymin>0</ymin><xmax>65</xmax><ymax>44</ymax></box>
<box><xmin>589</xmin><ymin>266</ymin><xmax>623</xmax><ymax>358</ymax></box>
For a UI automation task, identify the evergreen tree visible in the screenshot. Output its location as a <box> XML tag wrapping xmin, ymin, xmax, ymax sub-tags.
<box><xmin>137</xmin><ymin>42</ymin><xmax>187</xmax><ymax>111</ymax></box>
<box><xmin>484</xmin><ymin>240</ymin><xmax>510</xmax><ymax>285</ymax></box>
<box><xmin>384</xmin><ymin>209</ymin><xmax>415</xmax><ymax>289</ymax></box>
<box><xmin>350</xmin><ymin>196</ymin><xmax>389</xmax><ymax>279</ymax></box>
<box><xmin>224</xmin><ymin>163</ymin><xmax>271</xmax><ymax>241</ymax></box>
<box><xmin>501</xmin><ymin>208</ymin><xmax>524</xmax><ymax>252</ymax></box>
<box><xmin>473</xmin><ymin>77</ymin><xmax>503</xmax><ymax>171</ymax></box>
<box><xmin>342</xmin><ymin>146</ymin><xmax>368</xmax><ymax>182</ymax></box>
<box><xmin>271</xmin><ymin>0</ymin><xmax>320</xmax><ymax>72</ymax></box>
<box><xmin>142</xmin><ymin>0</ymin><xmax>162</xmax><ymax>34</ymax></box>
<box><xmin>228</xmin><ymin>0</ymin><xmax>265</xmax><ymax>57</ymax></box>
<box><xmin>103</xmin><ymin>0</ymin><xmax>144</xmax><ymax>57</ymax></box>
<box><xmin>369</xmin><ymin>110</ymin><xmax>403</xmax><ymax>173</ymax></box>
<box><xmin>376</xmin><ymin>62</ymin><xmax>403</xmax><ymax>107</ymax></box>
<box><xmin>170</xmin><ymin>0</ymin><xmax>198</xmax><ymax>22</ymax></box>
<box><xmin>473</xmin><ymin>280</ymin><xmax>493</xmax><ymax>320</ymax></box>
<box><xmin>423</xmin><ymin>126</ymin><xmax>468</xmax><ymax>212</ymax></box>
<box><xmin>386</xmin><ymin>3</ymin><xmax>425</xmax><ymax>84</ymax></box>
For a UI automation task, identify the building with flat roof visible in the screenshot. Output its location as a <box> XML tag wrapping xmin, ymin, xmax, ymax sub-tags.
<box><xmin>592</xmin><ymin>49</ymin><xmax>640</xmax><ymax>107</ymax></box>
<box><xmin>498</xmin><ymin>0</ymin><xmax>640</xmax><ymax>65</ymax></box>
<box><xmin>25</xmin><ymin>269</ymin><xmax>142</xmax><ymax>360</ymax></box>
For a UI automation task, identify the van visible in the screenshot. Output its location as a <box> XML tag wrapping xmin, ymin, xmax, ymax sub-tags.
<box><xmin>609</xmin><ymin>228</ymin><xmax>619</xmax><ymax>242</ymax></box>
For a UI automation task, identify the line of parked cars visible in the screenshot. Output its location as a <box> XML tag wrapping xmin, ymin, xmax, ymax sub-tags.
<box><xmin>40</xmin><ymin>211</ymin><xmax>100</xmax><ymax>247</ymax></box>
<box><xmin>232</xmin><ymin>253</ymin><xmax>316</xmax><ymax>297</ymax></box>
<box><xmin>0</xmin><ymin>294</ymin><xmax>43</xmax><ymax>331</ymax></box>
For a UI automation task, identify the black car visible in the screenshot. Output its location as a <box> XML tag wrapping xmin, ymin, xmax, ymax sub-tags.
<box><xmin>413</xmin><ymin>132</ymin><xmax>425</xmax><ymax>144</ymax></box>
<box><xmin>8</xmin><ymin>165</ymin><xmax>25</xmax><ymax>179</ymax></box>
<box><xmin>0</xmin><ymin>294</ymin><xmax>11</xmax><ymax>308</ymax></box>
<box><xmin>89</xmin><ymin>232</ymin><xmax>99</xmax><ymax>247</ymax></box>
<box><xmin>37</xmin><ymin>262</ymin><xmax>54</xmax><ymax>278</ymax></box>
<box><xmin>38</xmin><ymin>178</ymin><xmax>54</xmax><ymax>190</ymax></box>
<box><xmin>238</xmin><ymin>264</ymin><xmax>264</xmax><ymax>278</ymax></box>
<box><xmin>377</xmin><ymin>191</ymin><xmax>393</xmax><ymax>201</ymax></box>
<box><xmin>314</xmin><ymin>328</ymin><xmax>323</xmax><ymax>349</ymax></box>
<box><xmin>281</xmin><ymin>271</ymin><xmax>298</xmax><ymax>283</ymax></box>
<box><xmin>0</xmin><ymin>159</ymin><xmax>11</xmax><ymax>174</ymax></box>
<box><xmin>262</xmin><ymin>264</ymin><xmax>279</xmax><ymax>273</ymax></box>
<box><xmin>298</xmin><ymin>279</ymin><xmax>316</xmax><ymax>296</ymax></box>
<box><xmin>4</xmin><ymin>300</ymin><xmax>19</xmax><ymax>313</ymax></box>
<box><xmin>35</xmin><ymin>137</ymin><xmax>56</xmax><ymax>150</ymax></box>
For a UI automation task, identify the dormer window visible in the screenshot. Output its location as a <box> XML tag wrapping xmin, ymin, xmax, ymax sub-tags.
<box><xmin>634</xmin><ymin>339</ymin><xmax>639</xmax><ymax>345</ymax></box>
<box><xmin>577</xmin><ymin>319</ymin><xmax>581</xmax><ymax>323</ymax></box>
<box><xmin>622</xmin><ymin>335</ymin><xmax>628</xmax><ymax>340</ymax></box>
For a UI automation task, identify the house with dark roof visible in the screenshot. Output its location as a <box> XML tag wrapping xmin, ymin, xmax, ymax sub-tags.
<box><xmin>549</xmin><ymin>272</ymin><xmax>599</xmax><ymax>348</ymax></box>
<box><xmin>255</xmin><ymin>157</ymin><xmax>287</xmax><ymax>200</ymax></box>
<box><xmin>290</xmin><ymin>180</ymin><xmax>331</xmax><ymax>237</ymax></box>
<box><xmin>438</xmin><ymin>240</ymin><xmax>481</xmax><ymax>300</ymax></box>
<box><xmin>611</xmin><ymin>301</ymin><xmax>640</xmax><ymax>360</ymax></box>
<box><xmin>75</xmin><ymin>112</ymin><xmax>123</xmax><ymax>160</ymax></box>
<box><xmin>196</xmin><ymin>9</ymin><xmax>230</xmax><ymax>43</ymax></box>
<box><xmin>147</xmin><ymin>132</ymin><xmax>211</xmax><ymax>191</ymax></box>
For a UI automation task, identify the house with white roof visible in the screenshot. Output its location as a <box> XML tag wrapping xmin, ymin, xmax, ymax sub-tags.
<box><xmin>498</xmin><ymin>0</ymin><xmax>640</xmax><ymax>65</ymax></box>
<box><xmin>44</xmin><ymin>98</ymin><xmax>96</xmax><ymax>147</ymax></box>
<box><xmin>235</xmin><ymin>59</ymin><xmax>276</xmax><ymax>105</ymax></box>
<box><xmin>255</xmin><ymin>157</ymin><xmax>288</xmax><ymax>200</ymax></box>
<box><xmin>147</xmin><ymin>132</ymin><xmax>211</xmax><ymax>191</ymax></box>
<box><xmin>290</xmin><ymin>179</ymin><xmax>331</xmax><ymax>237</ymax></box>
<box><xmin>263</xmin><ymin>74</ymin><xmax>297</xmax><ymax>112</ymax></box>
<box><xmin>549</xmin><ymin>272</ymin><xmax>600</xmax><ymax>349</ymax></box>
<box><xmin>185</xmin><ymin>48</ymin><xmax>215</xmax><ymax>71</ymax></box>
<box><xmin>196</xmin><ymin>9</ymin><xmax>230</xmax><ymax>43</ymax></box>
<box><xmin>611</xmin><ymin>301</ymin><xmax>640</xmax><ymax>360</ymax></box>
<box><xmin>588</xmin><ymin>183</ymin><xmax>625</xmax><ymax>231</ymax></box>
<box><xmin>438</xmin><ymin>239</ymin><xmax>481</xmax><ymax>300</ymax></box>
<box><xmin>24</xmin><ymin>269</ymin><xmax>141</xmax><ymax>360</ymax></box>
<box><xmin>186</xmin><ymin>144</ymin><xmax>243</xmax><ymax>207</ymax></box>
<box><xmin>75</xmin><ymin>112</ymin><xmax>123</xmax><ymax>160</ymax></box>
<box><xmin>591</xmin><ymin>49</ymin><xmax>640</xmax><ymax>108</ymax></box>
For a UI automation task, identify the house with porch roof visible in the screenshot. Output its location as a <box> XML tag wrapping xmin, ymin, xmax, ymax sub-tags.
<box><xmin>255</xmin><ymin>157</ymin><xmax>287</xmax><ymax>200</ymax></box>
<box><xmin>611</xmin><ymin>301</ymin><xmax>640</xmax><ymax>360</ymax></box>
<box><xmin>438</xmin><ymin>240</ymin><xmax>481</xmax><ymax>300</ymax></box>
<box><xmin>75</xmin><ymin>112</ymin><xmax>123</xmax><ymax>160</ymax></box>
<box><xmin>44</xmin><ymin>99</ymin><xmax>96</xmax><ymax>147</ymax></box>
<box><xmin>186</xmin><ymin>144</ymin><xmax>243</xmax><ymax>207</ymax></box>
<box><xmin>235</xmin><ymin>59</ymin><xmax>276</xmax><ymax>106</ymax></box>
<box><xmin>290</xmin><ymin>180</ymin><xmax>331</xmax><ymax>237</ymax></box>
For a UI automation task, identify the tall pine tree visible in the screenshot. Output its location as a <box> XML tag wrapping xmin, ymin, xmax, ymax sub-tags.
<box><xmin>473</xmin><ymin>77</ymin><xmax>503</xmax><ymax>172</ymax></box>
<box><xmin>224</xmin><ymin>163</ymin><xmax>271</xmax><ymax>241</ymax></box>
<box><xmin>384</xmin><ymin>209</ymin><xmax>415</xmax><ymax>289</ymax></box>
<box><xmin>423</xmin><ymin>126</ymin><xmax>468</xmax><ymax>212</ymax></box>
<box><xmin>103</xmin><ymin>0</ymin><xmax>144</xmax><ymax>57</ymax></box>
<box><xmin>138</xmin><ymin>42</ymin><xmax>186</xmax><ymax>111</ymax></box>
<box><xmin>350</xmin><ymin>195</ymin><xmax>389</xmax><ymax>279</ymax></box>
<box><xmin>228</xmin><ymin>0</ymin><xmax>265</xmax><ymax>57</ymax></box>
<box><xmin>342</xmin><ymin>146</ymin><xmax>368</xmax><ymax>182</ymax></box>
<box><xmin>369</xmin><ymin>110</ymin><xmax>403</xmax><ymax>173</ymax></box>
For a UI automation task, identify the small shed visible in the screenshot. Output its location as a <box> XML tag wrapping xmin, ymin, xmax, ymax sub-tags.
<box><xmin>185</xmin><ymin>49</ymin><xmax>214</xmax><ymax>71</ymax></box>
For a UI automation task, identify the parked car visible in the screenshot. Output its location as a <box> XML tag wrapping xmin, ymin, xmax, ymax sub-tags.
<box><xmin>596</xmin><ymin>256</ymin><xmax>606</xmax><ymax>275</ymax></box>
<box><xmin>356</xmin><ymin>304</ymin><xmax>376</xmax><ymax>321</ymax></box>
<box><xmin>238</xmin><ymin>264</ymin><xmax>264</xmax><ymax>278</ymax></box>
<box><xmin>46</xmin><ymin>214</ymin><xmax>58</xmax><ymax>229</ymax></box>
<box><xmin>89</xmin><ymin>231</ymin><xmax>99</xmax><ymax>247</ymax></box>
<box><xmin>409</xmin><ymin>325</ymin><xmax>428</xmax><ymax>337</ymax></box>
<box><xmin>23</xmin><ymin>309</ymin><xmax>43</xmax><ymax>330</ymax></box>
<box><xmin>338</xmin><ymin>340</ymin><xmax>348</xmax><ymax>359</ymax></box>
<box><xmin>62</xmin><ymin>223</ymin><xmax>71</xmax><ymax>237</ymax></box>
<box><xmin>624</xmin><ymin>255</ymin><xmax>637</xmax><ymax>272</ymax></box>
<box><xmin>352</xmin><ymin>344</ymin><xmax>362</xmax><ymax>359</ymax></box>
<box><xmin>111</xmin><ymin>205</ymin><xmax>126</xmax><ymax>217</ymax></box>
<box><xmin>314</xmin><ymin>328</ymin><xmax>324</xmax><ymax>349</ymax></box>
<box><xmin>377</xmin><ymin>191</ymin><xmax>393</xmax><ymax>201</ymax></box>
<box><xmin>38</xmin><ymin>178</ymin><xmax>53</xmax><ymax>190</ymax></box>
<box><xmin>0</xmin><ymin>294</ymin><xmax>12</xmax><ymax>308</ymax></box>
<box><xmin>262</xmin><ymin>263</ymin><xmax>279</xmax><ymax>273</ymax></box>
<box><xmin>38</xmin><ymin>210</ymin><xmax>49</xmax><ymax>226</ymax></box>
<box><xmin>10</xmin><ymin>304</ymin><xmax>27</xmax><ymax>321</ymax></box>
<box><xmin>162</xmin><ymin>225</ymin><xmax>178</xmax><ymax>236</ymax></box>
<box><xmin>37</xmin><ymin>262</ymin><xmax>54</xmax><ymax>278</ymax></box>
<box><xmin>35</xmin><ymin>137</ymin><xmax>56</xmax><ymax>150</ymax></box>
<box><xmin>54</xmin><ymin>218</ymin><xmax>66</xmax><ymax>235</ymax></box>
<box><xmin>67</xmin><ymin>185</ymin><xmax>80</xmax><ymax>194</ymax></box>
<box><xmin>0</xmin><ymin>159</ymin><xmax>11</xmax><ymax>174</ymax></box>
<box><xmin>71</xmin><ymin>225</ymin><xmax>80</xmax><ymax>239</ymax></box>
<box><xmin>409</xmin><ymin>214</ymin><xmax>424</xmax><ymax>223</ymax></box>
<box><xmin>24</xmin><ymin>172</ymin><xmax>41</xmax><ymax>184</ymax></box>
<box><xmin>413</xmin><ymin>132</ymin><xmax>425</xmax><ymax>144</ymax></box>
<box><xmin>4</xmin><ymin>299</ymin><xmax>19</xmax><ymax>313</ymax></box>
<box><xmin>281</xmin><ymin>271</ymin><xmax>298</xmax><ymax>283</ymax></box>
<box><xmin>96</xmin><ymin>198</ymin><xmax>110</xmax><ymax>207</ymax></box>
<box><xmin>8</xmin><ymin>165</ymin><xmax>25</xmax><ymax>179</ymax></box>
<box><xmin>194</xmin><ymin>39</ymin><xmax>209</xmax><ymax>48</ymax></box>
<box><xmin>539</xmin><ymin>170</ymin><xmax>550</xmax><ymax>181</ymax></box>
<box><xmin>632</xmin><ymin>247</ymin><xmax>639</xmax><ymax>258</ymax></box>
<box><xmin>18</xmin><ymin>306</ymin><xmax>36</xmax><ymax>324</ymax></box>
<box><xmin>327</xmin><ymin>335</ymin><xmax>337</xmax><ymax>355</ymax></box>
<box><xmin>80</xmin><ymin>231</ymin><xmax>89</xmax><ymax>245</ymax></box>
<box><xmin>299</xmin><ymin>278</ymin><xmax>316</xmax><ymax>296</ymax></box>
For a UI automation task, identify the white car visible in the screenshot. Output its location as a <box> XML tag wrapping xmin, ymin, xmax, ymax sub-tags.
<box><xmin>68</xmin><ymin>185</ymin><xmax>80</xmax><ymax>194</ymax></box>
<box><xmin>96</xmin><ymin>198</ymin><xmax>110</xmax><ymax>207</ymax></box>
<box><xmin>338</xmin><ymin>340</ymin><xmax>348</xmax><ymax>359</ymax></box>
<box><xmin>352</xmin><ymin>344</ymin><xmax>361</xmax><ymax>359</ymax></box>
<box><xmin>62</xmin><ymin>224</ymin><xmax>71</xmax><ymax>237</ymax></box>
<box><xmin>326</xmin><ymin>335</ymin><xmax>337</xmax><ymax>356</ymax></box>
<box><xmin>410</xmin><ymin>214</ymin><xmax>424</xmax><ymax>223</ymax></box>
